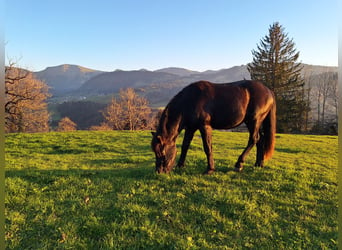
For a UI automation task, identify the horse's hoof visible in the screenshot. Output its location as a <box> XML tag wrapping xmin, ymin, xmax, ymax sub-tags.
<box><xmin>204</xmin><ymin>169</ymin><xmax>215</xmax><ymax>175</ymax></box>
<box><xmin>234</xmin><ymin>162</ymin><xmax>243</xmax><ymax>172</ymax></box>
<box><xmin>177</xmin><ymin>164</ymin><xmax>185</xmax><ymax>169</ymax></box>
<box><xmin>234</xmin><ymin>167</ymin><xmax>243</xmax><ymax>172</ymax></box>
<box><xmin>254</xmin><ymin>161</ymin><xmax>264</xmax><ymax>167</ymax></box>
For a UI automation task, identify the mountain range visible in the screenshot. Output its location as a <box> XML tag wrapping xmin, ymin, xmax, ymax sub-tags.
<box><xmin>30</xmin><ymin>63</ymin><xmax>338</xmax><ymax>130</ymax></box>
<box><xmin>34</xmin><ymin>64</ymin><xmax>104</xmax><ymax>95</ymax></box>
<box><xmin>33</xmin><ymin>63</ymin><xmax>338</xmax><ymax>107</ymax></box>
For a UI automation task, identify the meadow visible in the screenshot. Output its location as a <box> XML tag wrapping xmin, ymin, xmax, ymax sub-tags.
<box><xmin>5</xmin><ymin>130</ymin><xmax>337</xmax><ymax>249</ymax></box>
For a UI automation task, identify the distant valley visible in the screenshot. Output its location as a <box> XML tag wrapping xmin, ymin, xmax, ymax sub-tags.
<box><xmin>34</xmin><ymin>63</ymin><xmax>337</xmax><ymax>107</ymax></box>
<box><xmin>32</xmin><ymin>63</ymin><xmax>338</xmax><ymax>130</ymax></box>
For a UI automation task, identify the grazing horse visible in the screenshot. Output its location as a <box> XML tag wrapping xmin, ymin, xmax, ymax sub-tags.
<box><xmin>151</xmin><ymin>80</ymin><xmax>276</xmax><ymax>174</ymax></box>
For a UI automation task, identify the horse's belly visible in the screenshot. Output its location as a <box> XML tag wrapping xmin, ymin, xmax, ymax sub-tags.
<box><xmin>211</xmin><ymin>120</ymin><xmax>244</xmax><ymax>129</ymax></box>
<box><xmin>211</xmin><ymin>111</ymin><xmax>245</xmax><ymax>129</ymax></box>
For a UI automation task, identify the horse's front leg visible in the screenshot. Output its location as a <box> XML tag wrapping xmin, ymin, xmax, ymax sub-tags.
<box><xmin>199</xmin><ymin>125</ymin><xmax>215</xmax><ymax>175</ymax></box>
<box><xmin>177</xmin><ymin>129</ymin><xmax>196</xmax><ymax>168</ymax></box>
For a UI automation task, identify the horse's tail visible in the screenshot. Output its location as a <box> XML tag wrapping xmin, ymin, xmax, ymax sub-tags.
<box><xmin>263</xmin><ymin>98</ymin><xmax>276</xmax><ymax>161</ymax></box>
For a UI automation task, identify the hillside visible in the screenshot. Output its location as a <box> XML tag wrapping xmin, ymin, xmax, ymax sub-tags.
<box><xmin>5</xmin><ymin>131</ymin><xmax>337</xmax><ymax>249</ymax></box>
<box><xmin>77</xmin><ymin>65</ymin><xmax>251</xmax><ymax>96</ymax></box>
<box><xmin>36</xmin><ymin>63</ymin><xmax>337</xmax><ymax>102</ymax></box>
<box><xmin>34</xmin><ymin>64</ymin><xmax>103</xmax><ymax>95</ymax></box>
<box><xmin>32</xmin><ymin>63</ymin><xmax>338</xmax><ymax>130</ymax></box>
<box><xmin>155</xmin><ymin>67</ymin><xmax>200</xmax><ymax>76</ymax></box>
<box><xmin>78</xmin><ymin>69</ymin><xmax>180</xmax><ymax>95</ymax></box>
<box><xmin>302</xmin><ymin>64</ymin><xmax>338</xmax><ymax>76</ymax></box>
<box><xmin>33</xmin><ymin>63</ymin><xmax>338</xmax><ymax>104</ymax></box>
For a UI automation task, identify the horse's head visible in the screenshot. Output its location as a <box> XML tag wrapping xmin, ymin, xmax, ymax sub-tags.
<box><xmin>151</xmin><ymin>132</ymin><xmax>177</xmax><ymax>174</ymax></box>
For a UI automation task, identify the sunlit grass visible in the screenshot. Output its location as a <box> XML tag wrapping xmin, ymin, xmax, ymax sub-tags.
<box><xmin>5</xmin><ymin>131</ymin><xmax>337</xmax><ymax>249</ymax></box>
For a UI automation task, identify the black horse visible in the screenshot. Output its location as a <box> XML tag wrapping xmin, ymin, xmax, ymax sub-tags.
<box><xmin>152</xmin><ymin>80</ymin><xmax>276</xmax><ymax>174</ymax></box>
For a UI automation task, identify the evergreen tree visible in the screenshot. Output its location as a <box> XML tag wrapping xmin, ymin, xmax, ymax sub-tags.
<box><xmin>248</xmin><ymin>22</ymin><xmax>309</xmax><ymax>133</ymax></box>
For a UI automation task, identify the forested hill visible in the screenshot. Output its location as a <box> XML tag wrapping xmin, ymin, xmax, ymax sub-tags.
<box><xmin>33</xmin><ymin>63</ymin><xmax>337</xmax><ymax>130</ymax></box>
<box><xmin>35</xmin><ymin>63</ymin><xmax>337</xmax><ymax>104</ymax></box>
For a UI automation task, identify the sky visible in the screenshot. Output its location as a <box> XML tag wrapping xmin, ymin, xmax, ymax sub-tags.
<box><xmin>5</xmin><ymin>0</ymin><xmax>338</xmax><ymax>72</ymax></box>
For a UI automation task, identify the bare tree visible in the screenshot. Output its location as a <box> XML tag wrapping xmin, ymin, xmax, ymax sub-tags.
<box><xmin>102</xmin><ymin>97</ymin><xmax>126</xmax><ymax>130</ymax></box>
<box><xmin>89</xmin><ymin>123</ymin><xmax>112</xmax><ymax>131</ymax></box>
<box><xmin>102</xmin><ymin>88</ymin><xmax>152</xmax><ymax>130</ymax></box>
<box><xmin>328</xmin><ymin>73</ymin><xmax>338</xmax><ymax>124</ymax></box>
<box><xmin>319</xmin><ymin>74</ymin><xmax>330</xmax><ymax>126</ymax></box>
<box><xmin>57</xmin><ymin>117</ymin><xmax>77</xmax><ymax>132</ymax></box>
<box><xmin>5</xmin><ymin>61</ymin><xmax>50</xmax><ymax>132</ymax></box>
<box><xmin>308</xmin><ymin>71</ymin><xmax>338</xmax><ymax>133</ymax></box>
<box><xmin>315</xmin><ymin>72</ymin><xmax>337</xmax><ymax>128</ymax></box>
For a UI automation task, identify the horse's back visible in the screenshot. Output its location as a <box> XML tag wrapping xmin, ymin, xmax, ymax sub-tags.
<box><xmin>187</xmin><ymin>79</ymin><xmax>273</xmax><ymax>104</ymax></box>
<box><xmin>177</xmin><ymin>81</ymin><xmax>246</xmax><ymax>128</ymax></box>
<box><xmin>179</xmin><ymin>80</ymin><xmax>274</xmax><ymax>128</ymax></box>
<box><xmin>187</xmin><ymin>79</ymin><xmax>270</xmax><ymax>92</ymax></box>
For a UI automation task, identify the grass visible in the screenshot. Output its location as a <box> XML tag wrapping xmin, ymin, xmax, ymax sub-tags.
<box><xmin>5</xmin><ymin>130</ymin><xmax>337</xmax><ymax>249</ymax></box>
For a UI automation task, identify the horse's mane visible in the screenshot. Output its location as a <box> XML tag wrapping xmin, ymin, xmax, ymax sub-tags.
<box><xmin>156</xmin><ymin>89</ymin><xmax>185</xmax><ymax>141</ymax></box>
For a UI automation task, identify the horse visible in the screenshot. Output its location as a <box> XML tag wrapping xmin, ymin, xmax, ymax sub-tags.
<box><xmin>151</xmin><ymin>80</ymin><xmax>276</xmax><ymax>174</ymax></box>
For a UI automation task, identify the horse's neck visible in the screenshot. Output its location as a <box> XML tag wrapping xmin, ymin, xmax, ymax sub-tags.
<box><xmin>159</xmin><ymin>108</ymin><xmax>182</xmax><ymax>142</ymax></box>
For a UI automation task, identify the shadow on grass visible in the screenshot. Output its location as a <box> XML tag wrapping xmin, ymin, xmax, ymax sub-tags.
<box><xmin>5</xmin><ymin>165</ymin><xmax>156</xmax><ymax>185</ymax></box>
<box><xmin>276</xmin><ymin>147</ymin><xmax>303</xmax><ymax>154</ymax></box>
<box><xmin>5</xmin><ymin>160</ymin><xmax>268</xmax><ymax>189</ymax></box>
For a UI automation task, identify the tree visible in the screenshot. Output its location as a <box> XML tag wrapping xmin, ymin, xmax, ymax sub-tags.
<box><xmin>248</xmin><ymin>22</ymin><xmax>308</xmax><ymax>133</ymax></box>
<box><xmin>309</xmin><ymin>71</ymin><xmax>338</xmax><ymax>134</ymax></box>
<box><xmin>56</xmin><ymin>117</ymin><xmax>77</xmax><ymax>132</ymax></box>
<box><xmin>102</xmin><ymin>97</ymin><xmax>126</xmax><ymax>130</ymax></box>
<box><xmin>102</xmin><ymin>88</ymin><xmax>152</xmax><ymax>130</ymax></box>
<box><xmin>317</xmin><ymin>73</ymin><xmax>331</xmax><ymax>127</ymax></box>
<box><xmin>5</xmin><ymin>62</ymin><xmax>50</xmax><ymax>133</ymax></box>
<box><xmin>89</xmin><ymin>123</ymin><xmax>112</xmax><ymax>131</ymax></box>
<box><xmin>329</xmin><ymin>73</ymin><xmax>338</xmax><ymax>125</ymax></box>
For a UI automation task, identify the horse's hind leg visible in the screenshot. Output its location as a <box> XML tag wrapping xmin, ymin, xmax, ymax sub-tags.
<box><xmin>234</xmin><ymin>120</ymin><xmax>261</xmax><ymax>172</ymax></box>
<box><xmin>254</xmin><ymin>112</ymin><xmax>270</xmax><ymax>167</ymax></box>
<box><xmin>177</xmin><ymin>128</ymin><xmax>196</xmax><ymax>168</ymax></box>
<box><xmin>255</xmin><ymin>130</ymin><xmax>264</xmax><ymax>167</ymax></box>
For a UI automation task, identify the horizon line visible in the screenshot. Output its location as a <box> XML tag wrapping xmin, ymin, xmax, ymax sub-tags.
<box><xmin>24</xmin><ymin>62</ymin><xmax>338</xmax><ymax>73</ymax></box>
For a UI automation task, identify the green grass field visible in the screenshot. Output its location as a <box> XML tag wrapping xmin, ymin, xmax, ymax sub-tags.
<box><xmin>5</xmin><ymin>130</ymin><xmax>337</xmax><ymax>249</ymax></box>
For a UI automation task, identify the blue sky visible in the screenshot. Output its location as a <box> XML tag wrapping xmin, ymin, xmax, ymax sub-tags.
<box><xmin>5</xmin><ymin>0</ymin><xmax>338</xmax><ymax>72</ymax></box>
